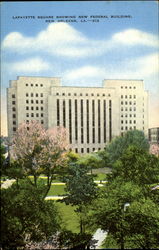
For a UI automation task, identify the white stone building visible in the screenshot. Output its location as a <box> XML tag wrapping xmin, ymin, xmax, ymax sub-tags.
<box><xmin>7</xmin><ymin>76</ymin><xmax>148</xmax><ymax>153</ymax></box>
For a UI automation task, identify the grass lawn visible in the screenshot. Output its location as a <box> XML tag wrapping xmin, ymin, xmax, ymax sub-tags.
<box><xmin>48</xmin><ymin>185</ymin><xmax>66</xmax><ymax>196</ymax></box>
<box><xmin>55</xmin><ymin>201</ymin><xmax>80</xmax><ymax>233</ymax></box>
<box><xmin>93</xmin><ymin>173</ymin><xmax>107</xmax><ymax>181</ymax></box>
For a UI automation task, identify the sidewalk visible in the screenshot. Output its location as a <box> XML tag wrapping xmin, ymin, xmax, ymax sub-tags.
<box><xmin>90</xmin><ymin>228</ymin><xmax>108</xmax><ymax>249</ymax></box>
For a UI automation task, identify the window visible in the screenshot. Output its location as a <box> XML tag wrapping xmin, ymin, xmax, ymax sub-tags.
<box><xmin>121</xmin><ymin>101</ymin><xmax>123</xmax><ymax>105</ymax></box>
<box><xmin>41</xmin><ymin>107</ymin><xmax>43</xmax><ymax>111</ymax></box>
<box><xmin>125</xmin><ymin>120</ymin><xmax>128</xmax><ymax>124</ymax></box>
<box><xmin>31</xmin><ymin>113</ymin><xmax>34</xmax><ymax>117</ymax></box>
<box><xmin>103</xmin><ymin>93</ymin><xmax>105</xmax><ymax>96</ymax></box>
<box><xmin>81</xmin><ymin>148</ymin><xmax>84</xmax><ymax>153</ymax></box>
<box><xmin>12</xmin><ymin>101</ymin><xmax>15</xmax><ymax>105</ymax></box>
<box><xmin>121</xmin><ymin>126</ymin><xmax>123</xmax><ymax>130</ymax></box>
<box><xmin>41</xmin><ymin>113</ymin><xmax>43</xmax><ymax>117</ymax></box>
<box><xmin>74</xmin><ymin>93</ymin><xmax>77</xmax><ymax>96</ymax></box>
<box><xmin>129</xmin><ymin>107</ymin><xmax>132</xmax><ymax>111</ymax></box>
<box><xmin>125</xmin><ymin>95</ymin><xmax>127</xmax><ymax>98</ymax></box>
<box><xmin>26</xmin><ymin>113</ymin><xmax>29</xmax><ymax>117</ymax></box>
<box><xmin>129</xmin><ymin>95</ymin><xmax>132</xmax><ymax>98</ymax></box>
<box><xmin>31</xmin><ymin>93</ymin><xmax>33</xmax><ymax>97</ymax></box>
<box><xmin>56</xmin><ymin>93</ymin><xmax>59</xmax><ymax>96</ymax></box>
<box><xmin>75</xmin><ymin>99</ymin><xmax>78</xmax><ymax>140</ymax></box>
<box><xmin>41</xmin><ymin>120</ymin><xmax>44</xmax><ymax>124</ymax></box>
<box><xmin>121</xmin><ymin>95</ymin><xmax>123</xmax><ymax>98</ymax></box>
<box><xmin>68</xmin><ymin>93</ymin><xmax>71</xmax><ymax>96</ymax></box>
<box><xmin>125</xmin><ymin>86</ymin><xmax>127</xmax><ymax>89</ymax></box>
<box><xmin>134</xmin><ymin>95</ymin><xmax>136</xmax><ymax>98</ymax></box>
<box><xmin>36</xmin><ymin>113</ymin><xmax>39</xmax><ymax>117</ymax></box>
<box><xmin>121</xmin><ymin>120</ymin><xmax>123</xmax><ymax>124</ymax></box>
<box><xmin>134</xmin><ymin>86</ymin><xmax>136</xmax><ymax>89</ymax></box>
<box><xmin>125</xmin><ymin>126</ymin><xmax>128</xmax><ymax>130</ymax></box>
<box><xmin>129</xmin><ymin>101</ymin><xmax>132</xmax><ymax>105</ymax></box>
<box><xmin>36</xmin><ymin>93</ymin><xmax>38</xmax><ymax>97</ymax></box>
<box><xmin>40</xmin><ymin>93</ymin><xmax>43</xmax><ymax>97</ymax></box>
<box><xmin>26</xmin><ymin>93</ymin><xmax>29</xmax><ymax>97</ymax></box>
<box><xmin>62</xmin><ymin>93</ymin><xmax>65</xmax><ymax>96</ymax></box>
<box><xmin>12</xmin><ymin>94</ymin><xmax>15</xmax><ymax>98</ymax></box>
<box><xmin>121</xmin><ymin>86</ymin><xmax>123</xmax><ymax>89</ymax></box>
<box><xmin>80</xmin><ymin>93</ymin><xmax>82</xmax><ymax>96</ymax></box>
<box><xmin>36</xmin><ymin>100</ymin><xmax>39</xmax><ymax>104</ymax></box>
<box><xmin>26</xmin><ymin>106</ymin><xmax>29</xmax><ymax>110</ymax></box>
<box><xmin>121</xmin><ymin>107</ymin><xmax>123</xmax><ymax>111</ymax></box>
<box><xmin>57</xmin><ymin>99</ymin><xmax>60</xmax><ymax>126</ymax></box>
<box><xmin>31</xmin><ymin>84</ymin><xmax>33</xmax><ymax>87</ymax></box>
<box><xmin>75</xmin><ymin>148</ymin><xmax>78</xmax><ymax>153</ymax></box>
<box><xmin>134</xmin><ymin>120</ymin><xmax>136</xmax><ymax>124</ymax></box>
<box><xmin>12</xmin><ymin>114</ymin><xmax>16</xmax><ymax>118</ymax></box>
<box><xmin>41</xmin><ymin>100</ymin><xmax>43</xmax><ymax>104</ymax></box>
<box><xmin>13</xmin><ymin>121</ymin><xmax>16</xmax><ymax>125</ymax></box>
<box><xmin>26</xmin><ymin>100</ymin><xmax>29</xmax><ymax>104</ymax></box>
<box><xmin>91</xmin><ymin>93</ymin><xmax>94</xmax><ymax>96</ymax></box>
<box><xmin>13</xmin><ymin>127</ymin><xmax>16</xmax><ymax>132</ymax></box>
<box><xmin>129</xmin><ymin>86</ymin><xmax>132</xmax><ymax>89</ymax></box>
<box><xmin>129</xmin><ymin>120</ymin><xmax>132</xmax><ymax>124</ymax></box>
<box><xmin>31</xmin><ymin>100</ymin><xmax>34</xmax><ymax>104</ymax></box>
<box><xmin>31</xmin><ymin>107</ymin><xmax>34</xmax><ymax>110</ymax></box>
<box><xmin>40</xmin><ymin>84</ymin><xmax>43</xmax><ymax>87</ymax></box>
<box><xmin>36</xmin><ymin>107</ymin><xmax>39</xmax><ymax>110</ymax></box>
<box><xmin>12</xmin><ymin>107</ymin><xmax>16</xmax><ymax>111</ymax></box>
<box><xmin>125</xmin><ymin>101</ymin><xmax>127</xmax><ymax>105</ymax></box>
<box><xmin>87</xmin><ymin>148</ymin><xmax>90</xmax><ymax>153</ymax></box>
<box><xmin>36</xmin><ymin>84</ymin><xmax>38</xmax><ymax>87</ymax></box>
<box><xmin>134</xmin><ymin>114</ymin><xmax>136</xmax><ymax>117</ymax></box>
<box><xmin>26</xmin><ymin>84</ymin><xmax>28</xmax><ymax>86</ymax></box>
<box><xmin>86</xmin><ymin>93</ymin><xmax>88</xmax><ymax>96</ymax></box>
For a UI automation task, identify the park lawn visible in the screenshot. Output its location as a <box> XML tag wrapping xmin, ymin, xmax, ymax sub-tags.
<box><xmin>55</xmin><ymin>201</ymin><xmax>80</xmax><ymax>233</ymax></box>
<box><xmin>93</xmin><ymin>173</ymin><xmax>107</xmax><ymax>181</ymax></box>
<box><xmin>48</xmin><ymin>185</ymin><xmax>66</xmax><ymax>196</ymax></box>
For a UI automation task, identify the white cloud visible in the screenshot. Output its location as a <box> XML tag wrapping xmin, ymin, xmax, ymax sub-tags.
<box><xmin>112</xmin><ymin>29</ymin><xmax>158</xmax><ymax>47</ymax></box>
<box><xmin>64</xmin><ymin>66</ymin><xmax>105</xmax><ymax>80</ymax></box>
<box><xmin>2</xmin><ymin>23</ymin><xmax>158</xmax><ymax>58</ymax></box>
<box><xmin>10</xmin><ymin>57</ymin><xmax>51</xmax><ymax>73</ymax></box>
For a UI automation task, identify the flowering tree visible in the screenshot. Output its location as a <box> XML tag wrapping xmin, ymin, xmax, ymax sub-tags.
<box><xmin>149</xmin><ymin>144</ymin><xmax>159</xmax><ymax>157</ymax></box>
<box><xmin>11</xmin><ymin>121</ymin><xmax>69</xmax><ymax>197</ymax></box>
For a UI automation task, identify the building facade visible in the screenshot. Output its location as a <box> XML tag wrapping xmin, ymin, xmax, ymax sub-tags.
<box><xmin>7</xmin><ymin>76</ymin><xmax>148</xmax><ymax>153</ymax></box>
<box><xmin>148</xmin><ymin>127</ymin><xmax>159</xmax><ymax>144</ymax></box>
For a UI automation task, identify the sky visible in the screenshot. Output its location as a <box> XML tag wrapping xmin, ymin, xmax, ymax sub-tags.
<box><xmin>1</xmin><ymin>1</ymin><xmax>159</xmax><ymax>136</ymax></box>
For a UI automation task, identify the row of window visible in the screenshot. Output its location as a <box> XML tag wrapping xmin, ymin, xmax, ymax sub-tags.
<box><xmin>121</xmin><ymin>107</ymin><xmax>136</xmax><ymax>111</ymax></box>
<box><xmin>121</xmin><ymin>114</ymin><xmax>136</xmax><ymax>118</ymax></box>
<box><xmin>121</xmin><ymin>120</ymin><xmax>136</xmax><ymax>124</ymax></box>
<box><xmin>26</xmin><ymin>113</ymin><xmax>44</xmax><ymax>117</ymax></box>
<box><xmin>26</xmin><ymin>100</ymin><xmax>44</xmax><ymax>104</ymax></box>
<box><xmin>121</xmin><ymin>101</ymin><xmax>136</xmax><ymax>105</ymax></box>
<box><xmin>25</xmin><ymin>83</ymin><xmax>43</xmax><ymax>87</ymax></box>
<box><xmin>121</xmin><ymin>126</ymin><xmax>136</xmax><ymax>130</ymax></box>
<box><xmin>121</xmin><ymin>86</ymin><xmax>136</xmax><ymax>89</ymax></box>
<box><xmin>26</xmin><ymin>106</ymin><xmax>44</xmax><ymax>111</ymax></box>
<box><xmin>26</xmin><ymin>93</ymin><xmax>44</xmax><ymax>97</ymax></box>
<box><xmin>121</xmin><ymin>95</ymin><xmax>136</xmax><ymax>99</ymax></box>
<box><xmin>56</xmin><ymin>92</ymin><xmax>111</xmax><ymax>97</ymax></box>
<box><xmin>74</xmin><ymin>147</ymin><xmax>101</xmax><ymax>154</ymax></box>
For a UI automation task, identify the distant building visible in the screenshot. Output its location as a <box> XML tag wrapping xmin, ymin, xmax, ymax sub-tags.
<box><xmin>148</xmin><ymin>127</ymin><xmax>159</xmax><ymax>144</ymax></box>
<box><xmin>7</xmin><ymin>76</ymin><xmax>148</xmax><ymax>153</ymax></box>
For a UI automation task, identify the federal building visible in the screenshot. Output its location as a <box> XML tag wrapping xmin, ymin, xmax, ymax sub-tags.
<box><xmin>7</xmin><ymin>76</ymin><xmax>148</xmax><ymax>153</ymax></box>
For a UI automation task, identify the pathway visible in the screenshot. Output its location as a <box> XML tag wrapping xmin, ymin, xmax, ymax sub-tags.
<box><xmin>90</xmin><ymin>228</ymin><xmax>108</xmax><ymax>249</ymax></box>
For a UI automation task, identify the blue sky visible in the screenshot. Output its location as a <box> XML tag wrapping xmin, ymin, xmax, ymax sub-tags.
<box><xmin>1</xmin><ymin>1</ymin><xmax>159</xmax><ymax>135</ymax></box>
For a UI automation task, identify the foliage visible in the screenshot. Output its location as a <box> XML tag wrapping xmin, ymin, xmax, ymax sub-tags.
<box><xmin>1</xmin><ymin>179</ymin><xmax>60</xmax><ymax>249</ymax></box>
<box><xmin>11</xmin><ymin>121</ymin><xmax>69</xmax><ymax>197</ymax></box>
<box><xmin>92</xmin><ymin>179</ymin><xmax>159</xmax><ymax>249</ymax></box>
<box><xmin>110</xmin><ymin>145</ymin><xmax>159</xmax><ymax>186</ymax></box>
<box><xmin>106</xmin><ymin>130</ymin><xmax>150</xmax><ymax>166</ymax></box>
<box><xmin>58</xmin><ymin>230</ymin><xmax>92</xmax><ymax>249</ymax></box>
<box><xmin>150</xmin><ymin>143</ymin><xmax>159</xmax><ymax>157</ymax></box>
<box><xmin>62</xmin><ymin>163</ymin><xmax>98</xmax><ymax>233</ymax></box>
<box><xmin>77</xmin><ymin>153</ymin><xmax>103</xmax><ymax>173</ymax></box>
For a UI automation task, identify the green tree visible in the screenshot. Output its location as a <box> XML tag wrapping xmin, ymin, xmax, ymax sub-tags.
<box><xmin>62</xmin><ymin>163</ymin><xmax>98</xmax><ymax>233</ymax></box>
<box><xmin>110</xmin><ymin>145</ymin><xmax>159</xmax><ymax>186</ymax></box>
<box><xmin>1</xmin><ymin>179</ymin><xmax>60</xmax><ymax>249</ymax></box>
<box><xmin>92</xmin><ymin>179</ymin><xmax>159</xmax><ymax>249</ymax></box>
<box><xmin>106</xmin><ymin>130</ymin><xmax>150</xmax><ymax>166</ymax></box>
